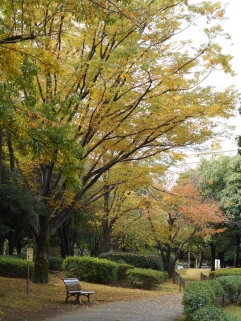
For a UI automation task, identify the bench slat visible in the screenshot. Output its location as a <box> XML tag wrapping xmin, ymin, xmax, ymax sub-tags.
<box><xmin>62</xmin><ymin>278</ymin><xmax>94</xmax><ymax>304</ymax></box>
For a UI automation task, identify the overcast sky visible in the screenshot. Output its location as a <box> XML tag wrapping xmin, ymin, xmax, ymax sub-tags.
<box><xmin>171</xmin><ymin>0</ymin><xmax>241</xmax><ymax>173</ymax></box>
<box><xmin>223</xmin><ymin>0</ymin><xmax>241</xmax><ymax>83</ymax></box>
<box><xmin>220</xmin><ymin>0</ymin><xmax>241</xmax><ymax>150</ymax></box>
<box><xmin>202</xmin><ymin>0</ymin><xmax>241</xmax><ymax>150</ymax></box>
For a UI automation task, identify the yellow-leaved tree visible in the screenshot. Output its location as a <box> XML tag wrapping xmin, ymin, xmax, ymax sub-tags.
<box><xmin>0</xmin><ymin>0</ymin><xmax>238</xmax><ymax>283</ymax></box>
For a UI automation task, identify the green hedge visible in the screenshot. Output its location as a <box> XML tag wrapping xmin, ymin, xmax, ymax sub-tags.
<box><xmin>62</xmin><ymin>256</ymin><xmax>118</xmax><ymax>284</ymax></box>
<box><xmin>192</xmin><ymin>305</ymin><xmax>237</xmax><ymax>321</ymax></box>
<box><xmin>183</xmin><ymin>277</ymin><xmax>241</xmax><ymax>321</ymax></box>
<box><xmin>0</xmin><ymin>255</ymin><xmax>67</xmax><ymax>278</ymax></box>
<box><xmin>217</xmin><ymin>275</ymin><xmax>241</xmax><ymax>303</ymax></box>
<box><xmin>49</xmin><ymin>257</ymin><xmax>63</xmax><ymax>271</ymax></box>
<box><xmin>99</xmin><ymin>252</ymin><xmax>163</xmax><ymax>271</ymax></box>
<box><xmin>205</xmin><ymin>279</ymin><xmax>224</xmax><ymax>297</ymax></box>
<box><xmin>0</xmin><ymin>256</ymin><xmax>33</xmax><ymax>278</ymax></box>
<box><xmin>116</xmin><ymin>263</ymin><xmax>134</xmax><ymax>282</ymax></box>
<box><xmin>126</xmin><ymin>268</ymin><xmax>165</xmax><ymax>289</ymax></box>
<box><xmin>182</xmin><ymin>281</ymin><xmax>217</xmax><ymax>317</ymax></box>
<box><xmin>209</xmin><ymin>268</ymin><xmax>241</xmax><ymax>279</ymax></box>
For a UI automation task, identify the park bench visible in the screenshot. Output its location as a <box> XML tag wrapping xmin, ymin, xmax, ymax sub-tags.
<box><xmin>62</xmin><ymin>278</ymin><xmax>94</xmax><ymax>304</ymax></box>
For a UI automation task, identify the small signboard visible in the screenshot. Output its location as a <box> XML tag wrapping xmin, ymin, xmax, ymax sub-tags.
<box><xmin>215</xmin><ymin>259</ymin><xmax>220</xmax><ymax>269</ymax></box>
<box><xmin>26</xmin><ymin>248</ymin><xmax>33</xmax><ymax>262</ymax></box>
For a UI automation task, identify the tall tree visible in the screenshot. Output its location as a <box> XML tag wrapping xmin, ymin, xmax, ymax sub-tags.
<box><xmin>58</xmin><ymin>161</ymin><xmax>154</xmax><ymax>256</ymax></box>
<box><xmin>198</xmin><ymin>155</ymin><xmax>241</xmax><ymax>267</ymax></box>
<box><xmin>0</xmin><ymin>165</ymin><xmax>45</xmax><ymax>255</ymax></box>
<box><xmin>141</xmin><ymin>178</ymin><xmax>225</xmax><ymax>276</ymax></box>
<box><xmin>0</xmin><ymin>0</ymin><xmax>238</xmax><ymax>282</ymax></box>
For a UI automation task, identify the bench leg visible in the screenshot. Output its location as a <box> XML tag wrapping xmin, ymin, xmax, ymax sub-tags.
<box><xmin>76</xmin><ymin>294</ymin><xmax>82</xmax><ymax>304</ymax></box>
<box><xmin>65</xmin><ymin>294</ymin><xmax>69</xmax><ymax>303</ymax></box>
<box><xmin>82</xmin><ymin>294</ymin><xmax>91</xmax><ymax>302</ymax></box>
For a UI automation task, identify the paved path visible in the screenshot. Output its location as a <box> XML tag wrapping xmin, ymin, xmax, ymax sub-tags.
<box><xmin>45</xmin><ymin>294</ymin><xmax>183</xmax><ymax>321</ymax></box>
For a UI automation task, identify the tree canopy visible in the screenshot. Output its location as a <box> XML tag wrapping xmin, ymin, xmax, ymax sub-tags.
<box><xmin>197</xmin><ymin>155</ymin><xmax>241</xmax><ymax>267</ymax></box>
<box><xmin>0</xmin><ymin>0</ymin><xmax>238</xmax><ymax>282</ymax></box>
<box><xmin>137</xmin><ymin>177</ymin><xmax>225</xmax><ymax>275</ymax></box>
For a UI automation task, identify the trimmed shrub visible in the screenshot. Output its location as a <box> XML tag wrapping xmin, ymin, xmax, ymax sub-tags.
<box><xmin>217</xmin><ymin>275</ymin><xmax>241</xmax><ymax>302</ymax></box>
<box><xmin>182</xmin><ymin>281</ymin><xmax>216</xmax><ymax>318</ymax></box>
<box><xmin>183</xmin><ymin>276</ymin><xmax>241</xmax><ymax>320</ymax></box>
<box><xmin>209</xmin><ymin>268</ymin><xmax>241</xmax><ymax>279</ymax></box>
<box><xmin>126</xmin><ymin>267</ymin><xmax>165</xmax><ymax>289</ymax></box>
<box><xmin>206</xmin><ymin>279</ymin><xmax>225</xmax><ymax>297</ymax></box>
<box><xmin>192</xmin><ymin>305</ymin><xmax>237</xmax><ymax>321</ymax></box>
<box><xmin>0</xmin><ymin>256</ymin><xmax>33</xmax><ymax>278</ymax></box>
<box><xmin>49</xmin><ymin>257</ymin><xmax>63</xmax><ymax>271</ymax></box>
<box><xmin>99</xmin><ymin>252</ymin><xmax>163</xmax><ymax>271</ymax></box>
<box><xmin>62</xmin><ymin>256</ymin><xmax>118</xmax><ymax>284</ymax></box>
<box><xmin>116</xmin><ymin>263</ymin><xmax>134</xmax><ymax>282</ymax></box>
<box><xmin>10</xmin><ymin>253</ymin><xmax>26</xmax><ymax>260</ymax></box>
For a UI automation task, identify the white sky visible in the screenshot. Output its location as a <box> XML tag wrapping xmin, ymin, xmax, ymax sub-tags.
<box><xmin>173</xmin><ymin>0</ymin><xmax>241</xmax><ymax>172</ymax></box>
<box><xmin>208</xmin><ymin>0</ymin><xmax>241</xmax><ymax>147</ymax></box>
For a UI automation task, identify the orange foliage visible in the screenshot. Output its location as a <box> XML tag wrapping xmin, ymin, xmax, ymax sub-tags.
<box><xmin>169</xmin><ymin>178</ymin><xmax>226</xmax><ymax>237</ymax></box>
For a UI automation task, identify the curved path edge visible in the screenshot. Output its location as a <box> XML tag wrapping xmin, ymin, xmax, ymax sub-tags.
<box><xmin>45</xmin><ymin>293</ymin><xmax>184</xmax><ymax>321</ymax></box>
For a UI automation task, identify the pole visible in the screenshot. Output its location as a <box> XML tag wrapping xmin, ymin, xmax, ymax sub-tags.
<box><xmin>27</xmin><ymin>261</ymin><xmax>29</xmax><ymax>299</ymax></box>
<box><xmin>26</xmin><ymin>248</ymin><xmax>33</xmax><ymax>299</ymax></box>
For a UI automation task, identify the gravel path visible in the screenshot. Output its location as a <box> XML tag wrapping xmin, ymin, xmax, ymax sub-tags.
<box><xmin>45</xmin><ymin>294</ymin><xmax>183</xmax><ymax>321</ymax></box>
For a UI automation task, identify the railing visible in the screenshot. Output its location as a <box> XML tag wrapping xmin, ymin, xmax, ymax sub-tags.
<box><xmin>200</xmin><ymin>272</ymin><xmax>210</xmax><ymax>281</ymax></box>
<box><xmin>173</xmin><ymin>271</ymin><xmax>232</xmax><ymax>308</ymax></box>
<box><xmin>172</xmin><ymin>271</ymin><xmax>186</xmax><ymax>292</ymax></box>
<box><xmin>173</xmin><ymin>271</ymin><xmax>210</xmax><ymax>292</ymax></box>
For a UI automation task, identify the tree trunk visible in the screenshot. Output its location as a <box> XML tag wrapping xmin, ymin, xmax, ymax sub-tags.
<box><xmin>8</xmin><ymin>231</ymin><xmax>15</xmax><ymax>255</ymax></box>
<box><xmin>233</xmin><ymin>234</ymin><xmax>240</xmax><ymax>268</ymax></box>
<box><xmin>210</xmin><ymin>243</ymin><xmax>216</xmax><ymax>271</ymax></box>
<box><xmin>0</xmin><ymin>234</ymin><xmax>5</xmax><ymax>255</ymax></box>
<box><xmin>16</xmin><ymin>238</ymin><xmax>22</xmax><ymax>255</ymax></box>
<box><xmin>58</xmin><ymin>221</ymin><xmax>72</xmax><ymax>258</ymax></box>
<box><xmin>158</xmin><ymin>243</ymin><xmax>173</xmax><ymax>277</ymax></box>
<box><xmin>99</xmin><ymin>184</ymin><xmax>112</xmax><ymax>254</ymax></box>
<box><xmin>90</xmin><ymin>236</ymin><xmax>100</xmax><ymax>257</ymax></box>
<box><xmin>31</xmin><ymin>163</ymin><xmax>53</xmax><ymax>283</ymax></box>
<box><xmin>32</xmin><ymin>215</ymin><xmax>50</xmax><ymax>283</ymax></box>
<box><xmin>0</xmin><ymin>128</ymin><xmax>3</xmax><ymax>189</ymax></box>
<box><xmin>58</xmin><ymin>226</ymin><xmax>67</xmax><ymax>258</ymax></box>
<box><xmin>198</xmin><ymin>251</ymin><xmax>204</xmax><ymax>268</ymax></box>
<box><xmin>164</xmin><ymin>246</ymin><xmax>171</xmax><ymax>274</ymax></box>
<box><xmin>99</xmin><ymin>222</ymin><xmax>112</xmax><ymax>254</ymax></box>
<box><xmin>219</xmin><ymin>251</ymin><xmax>225</xmax><ymax>268</ymax></box>
<box><xmin>7</xmin><ymin>131</ymin><xmax>15</xmax><ymax>171</ymax></box>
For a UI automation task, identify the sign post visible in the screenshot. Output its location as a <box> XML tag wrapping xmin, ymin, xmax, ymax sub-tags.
<box><xmin>26</xmin><ymin>248</ymin><xmax>33</xmax><ymax>299</ymax></box>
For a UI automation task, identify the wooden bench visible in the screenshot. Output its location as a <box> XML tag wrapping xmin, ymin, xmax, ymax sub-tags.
<box><xmin>62</xmin><ymin>278</ymin><xmax>94</xmax><ymax>304</ymax></box>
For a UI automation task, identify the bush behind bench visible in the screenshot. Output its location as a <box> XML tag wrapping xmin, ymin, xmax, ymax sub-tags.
<box><xmin>127</xmin><ymin>268</ymin><xmax>166</xmax><ymax>289</ymax></box>
<box><xmin>99</xmin><ymin>252</ymin><xmax>164</xmax><ymax>271</ymax></box>
<box><xmin>62</xmin><ymin>256</ymin><xmax>119</xmax><ymax>284</ymax></box>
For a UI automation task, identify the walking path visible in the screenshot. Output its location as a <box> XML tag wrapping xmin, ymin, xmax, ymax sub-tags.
<box><xmin>45</xmin><ymin>294</ymin><xmax>183</xmax><ymax>321</ymax></box>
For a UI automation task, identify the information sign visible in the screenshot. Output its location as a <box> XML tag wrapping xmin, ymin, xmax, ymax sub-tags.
<box><xmin>26</xmin><ymin>248</ymin><xmax>33</xmax><ymax>262</ymax></box>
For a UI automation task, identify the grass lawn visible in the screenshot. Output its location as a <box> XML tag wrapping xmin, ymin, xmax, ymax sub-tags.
<box><xmin>224</xmin><ymin>305</ymin><xmax>241</xmax><ymax>320</ymax></box>
<box><xmin>176</xmin><ymin>268</ymin><xmax>210</xmax><ymax>281</ymax></box>
<box><xmin>0</xmin><ymin>272</ymin><xmax>180</xmax><ymax>321</ymax></box>
<box><xmin>177</xmin><ymin>303</ymin><xmax>241</xmax><ymax>321</ymax></box>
